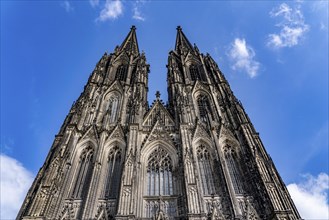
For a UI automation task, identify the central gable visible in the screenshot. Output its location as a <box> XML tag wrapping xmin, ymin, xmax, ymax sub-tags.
<box><xmin>141</xmin><ymin>120</ymin><xmax>175</xmax><ymax>150</ymax></box>
<box><xmin>142</xmin><ymin>100</ymin><xmax>175</xmax><ymax>127</ymax></box>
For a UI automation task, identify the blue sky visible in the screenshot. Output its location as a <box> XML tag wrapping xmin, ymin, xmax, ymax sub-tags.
<box><xmin>1</xmin><ymin>1</ymin><xmax>328</xmax><ymax>219</ymax></box>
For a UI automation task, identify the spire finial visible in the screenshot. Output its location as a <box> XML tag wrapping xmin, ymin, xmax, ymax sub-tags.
<box><xmin>155</xmin><ymin>91</ymin><xmax>161</xmax><ymax>100</ymax></box>
<box><xmin>177</xmin><ymin>26</ymin><xmax>182</xmax><ymax>31</ymax></box>
<box><xmin>131</xmin><ymin>25</ymin><xmax>136</xmax><ymax>30</ymax></box>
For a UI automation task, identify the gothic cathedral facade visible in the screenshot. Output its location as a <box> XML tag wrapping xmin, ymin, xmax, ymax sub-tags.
<box><xmin>17</xmin><ymin>26</ymin><xmax>301</xmax><ymax>220</ymax></box>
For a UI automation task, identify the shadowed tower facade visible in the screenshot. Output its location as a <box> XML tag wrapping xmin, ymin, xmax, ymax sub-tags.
<box><xmin>17</xmin><ymin>26</ymin><xmax>301</xmax><ymax>220</ymax></box>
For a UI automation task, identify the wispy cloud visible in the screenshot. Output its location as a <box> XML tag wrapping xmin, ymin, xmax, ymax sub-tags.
<box><xmin>0</xmin><ymin>154</ymin><xmax>34</xmax><ymax>219</ymax></box>
<box><xmin>301</xmin><ymin>122</ymin><xmax>329</xmax><ymax>166</ymax></box>
<box><xmin>312</xmin><ymin>1</ymin><xmax>329</xmax><ymax>31</ymax></box>
<box><xmin>227</xmin><ymin>38</ymin><xmax>260</xmax><ymax>78</ymax></box>
<box><xmin>287</xmin><ymin>173</ymin><xmax>329</xmax><ymax>219</ymax></box>
<box><xmin>132</xmin><ymin>0</ymin><xmax>146</xmax><ymax>21</ymax></box>
<box><xmin>267</xmin><ymin>3</ymin><xmax>309</xmax><ymax>49</ymax></box>
<box><xmin>312</xmin><ymin>0</ymin><xmax>329</xmax><ymax>15</ymax></box>
<box><xmin>60</xmin><ymin>1</ymin><xmax>74</xmax><ymax>13</ymax></box>
<box><xmin>1</xmin><ymin>136</ymin><xmax>15</xmax><ymax>154</ymax></box>
<box><xmin>320</xmin><ymin>22</ymin><xmax>327</xmax><ymax>31</ymax></box>
<box><xmin>89</xmin><ymin>0</ymin><xmax>100</xmax><ymax>8</ymax></box>
<box><xmin>97</xmin><ymin>0</ymin><xmax>124</xmax><ymax>22</ymax></box>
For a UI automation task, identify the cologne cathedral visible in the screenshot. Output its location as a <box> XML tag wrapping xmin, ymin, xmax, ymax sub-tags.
<box><xmin>17</xmin><ymin>26</ymin><xmax>301</xmax><ymax>220</ymax></box>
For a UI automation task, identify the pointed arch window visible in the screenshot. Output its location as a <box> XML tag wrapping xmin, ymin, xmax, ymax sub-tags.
<box><xmin>105</xmin><ymin>146</ymin><xmax>122</xmax><ymax>199</ymax></box>
<box><xmin>116</xmin><ymin>64</ymin><xmax>128</xmax><ymax>81</ymax></box>
<box><xmin>71</xmin><ymin>146</ymin><xmax>94</xmax><ymax>199</ymax></box>
<box><xmin>197</xmin><ymin>95</ymin><xmax>212</xmax><ymax>123</ymax></box>
<box><xmin>196</xmin><ymin>145</ymin><xmax>216</xmax><ymax>195</ymax></box>
<box><xmin>190</xmin><ymin>64</ymin><xmax>206</xmax><ymax>81</ymax></box>
<box><xmin>107</xmin><ymin>96</ymin><xmax>119</xmax><ymax>123</ymax></box>
<box><xmin>190</xmin><ymin>65</ymin><xmax>198</xmax><ymax>81</ymax></box>
<box><xmin>144</xmin><ymin>146</ymin><xmax>178</xmax><ymax>219</ymax></box>
<box><xmin>224</xmin><ymin>147</ymin><xmax>244</xmax><ymax>194</ymax></box>
<box><xmin>146</xmin><ymin>147</ymin><xmax>174</xmax><ymax>196</ymax></box>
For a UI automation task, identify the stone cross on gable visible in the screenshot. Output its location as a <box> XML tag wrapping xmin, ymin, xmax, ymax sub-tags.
<box><xmin>156</xmin><ymin>91</ymin><xmax>161</xmax><ymax>100</ymax></box>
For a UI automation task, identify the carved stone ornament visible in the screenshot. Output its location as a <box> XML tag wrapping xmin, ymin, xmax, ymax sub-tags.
<box><xmin>107</xmin><ymin>125</ymin><xmax>125</xmax><ymax>141</ymax></box>
<box><xmin>106</xmin><ymin>80</ymin><xmax>124</xmax><ymax>95</ymax></box>
<box><xmin>59</xmin><ymin>200</ymin><xmax>81</xmax><ymax>220</ymax></box>
<box><xmin>80</xmin><ymin>124</ymin><xmax>99</xmax><ymax>143</ymax></box>
<box><xmin>219</xmin><ymin>124</ymin><xmax>239</xmax><ymax>149</ymax></box>
<box><xmin>143</xmin><ymin>121</ymin><xmax>174</xmax><ymax>147</ymax></box>
<box><xmin>192</xmin><ymin>123</ymin><xmax>211</xmax><ymax>142</ymax></box>
<box><xmin>192</xmin><ymin>80</ymin><xmax>210</xmax><ymax>95</ymax></box>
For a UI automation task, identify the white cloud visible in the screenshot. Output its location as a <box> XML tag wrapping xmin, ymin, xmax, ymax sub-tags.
<box><xmin>132</xmin><ymin>0</ymin><xmax>146</xmax><ymax>21</ymax></box>
<box><xmin>0</xmin><ymin>154</ymin><xmax>34</xmax><ymax>219</ymax></box>
<box><xmin>89</xmin><ymin>0</ymin><xmax>100</xmax><ymax>8</ymax></box>
<box><xmin>287</xmin><ymin>173</ymin><xmax>329</xmax><ymax>219</ymax></box>
<box><xmin>97</xmin><ymin>0</ymin><xmax>123</xmax><ymax>22</ymax></box>
<box><xmin>228</xmin><ymin>38</ymin><xmax>260</xmax><ymax>78</ymax></box>
<box><xmin>267</xmin><ymin>3</ymin><xmax>309</xmax><ymax>48</ymax></box>
<box><xmin>60</xmin><ymin>1</ymin><xmax>74</xmax><ymax>12</ymax></box>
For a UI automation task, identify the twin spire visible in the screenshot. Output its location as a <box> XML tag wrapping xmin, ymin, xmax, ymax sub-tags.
<box><xmin>119</xmin><ymin>25</ymin><xmax>140</xmax><ymax>55</ymax></box>
<box><xmin>119</xmin><ymin>25</ymin><xmax>195</xmax><ymax>55</ymax></box>
<box><xmin>175</xmin><ymin>25</ymin><xmax>194</xmax><ymax>53</ymax></box>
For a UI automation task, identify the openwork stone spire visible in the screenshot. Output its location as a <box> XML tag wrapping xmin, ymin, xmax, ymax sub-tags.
<box><xmin>175</xmin><ymin>25</ymin><xmax>194</xmax><ymax>54</ymax></box>
<box><xmin>119</xmin><ymin>25</ymin><xmax>139</xmax><ymax>56</ymax></box>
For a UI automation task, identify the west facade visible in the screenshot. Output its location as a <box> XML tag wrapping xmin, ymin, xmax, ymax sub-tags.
<box><xmin>17</xmin><ymin>26</ymin><xmax>301</xmax><ymax>220</ymax></box>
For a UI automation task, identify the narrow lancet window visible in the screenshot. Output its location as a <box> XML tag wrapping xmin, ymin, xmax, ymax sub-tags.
<box><xmin>190</xmin><ymin>65</ymin><xmax>199</xmax><ymax>81</ymax></box>
<box><xmin>189</xmin><ymin>64</ymin><xmax>206</xmax><ymax>81</ymax></box>
<box><xmin>196</xmin><ymin>145</ymin><xmax>216</xmax><ymax>195</ymax></box>
<box><xmin>110</xmin><ymin>97</ymin><xmax>118</xmax><ymax>123</ymax></box>
<box><xmin>115</xmin><ymin>64</ymin><xmax>128</xmax><ymax>81</ymax></box>
<box><xmin>71</xmin><ymin>146</ymin><xmax>94</xmax><ymax>199</ymax></box>
<box><xmin>106</xmin><ymin>96</ymin><xmax>119</xmax><ymax>123</ymax></box>
<box><xmin>197</xmin><ymin>95</ymin><xmax>212</xmax><ymax>124</ymax></box>
<box><xmin>105</xmin><ymin>146</ymin><xmax>122</xmax><ymax>199</ymax></box>
<box><xmin>224</xmin><ymin>147</ymin><xmax>244</xmax><ymax>194</ymax></box>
